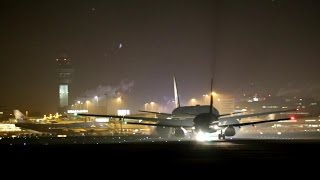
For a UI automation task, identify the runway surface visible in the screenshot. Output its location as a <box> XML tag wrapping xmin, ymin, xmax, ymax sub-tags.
<box><xmin>1</xmin><ymin>137</ymin><xmax>320</xmax><ymax>172</ymax></box>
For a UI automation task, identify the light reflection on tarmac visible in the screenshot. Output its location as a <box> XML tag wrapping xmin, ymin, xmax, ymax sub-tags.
<box><xmin>1</xmin><ymin>136</ymin><xmax>320</xmax><ymax>170</ymax></box>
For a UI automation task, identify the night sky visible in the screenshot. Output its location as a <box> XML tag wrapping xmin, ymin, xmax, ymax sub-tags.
<box><xmin>1</xmin><ymin>0</ymin><xmax>320</xmax><ymax>114</ymax></box>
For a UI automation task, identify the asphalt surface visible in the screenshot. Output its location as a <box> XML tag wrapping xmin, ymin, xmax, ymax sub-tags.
<box><xmin>1</xmin><ymin>137</ymin><xmax>320</xmax><ymax>172</ymax></box>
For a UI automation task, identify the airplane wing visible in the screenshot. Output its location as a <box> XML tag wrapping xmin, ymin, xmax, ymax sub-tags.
<box><xmin>126</xmin><ymin>117</ymin><xmax>293</xmax><ymax>128</ymax></box>
<box><xmin>218</xmin><ymin>111</ymin><xmax>246</xmax><ymax>117</ymax></box>
<box><xmin>138</xmin><ymin>110</ymin><xmax>196</xmax><ymax>117</ymax></box>
<box><xmin>138</xmin><ymin>110</ymin><xmax>172</xmax><ymax>116</ymax></box>
<box><xmin>78</xmin><ymin>113</ymin><xmax>194</xmax><ymax>127</ymax></box>
<box><xmin>126</xmin><ymin>121</ymin><xmax>194</xmax><ymax>128</ymax></box>
<box><xmin>219</xmin><ymin>109</ymin><xmax>297</xmax><ymax>120</ymax></box>
<box><xmin>218</xmin><ymin>117</ymin><xmax>292</xmax><ymax>128</ymax></box>
<box><xmin>78</xmin><ymin>113</ymin><xmax>170</xmax><ymax>122</ymax></box>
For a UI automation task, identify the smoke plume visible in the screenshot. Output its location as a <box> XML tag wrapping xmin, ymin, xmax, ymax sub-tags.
<box><xmin>78</xmin><ymin>79</ymin><xmax>134</xmax><ymax>101</ymax></box>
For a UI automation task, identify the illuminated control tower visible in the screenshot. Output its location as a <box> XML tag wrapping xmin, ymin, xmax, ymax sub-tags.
<box><xmin>56</xmin><ymin>54</ymin><xmax>74</xmax><ymax>113</ymax></box>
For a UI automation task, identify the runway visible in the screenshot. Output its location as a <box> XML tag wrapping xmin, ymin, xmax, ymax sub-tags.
<box><xmin>1</xmin><ymin>137</ymin><xmax>320</xmax><ymax>171</ymax></box>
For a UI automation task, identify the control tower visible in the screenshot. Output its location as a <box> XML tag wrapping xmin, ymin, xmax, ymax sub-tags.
<box><xmin>56</xmin><ymin>54</ymin><xmax>74</xmax><ymax>114</ymax></box>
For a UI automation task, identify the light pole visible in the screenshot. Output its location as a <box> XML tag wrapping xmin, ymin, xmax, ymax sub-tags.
<box><xmin>95</xmin><ymin>96</ymin><xmax>99</xmax><ymax>106</ymax></box>
<box><xmin>191</xmin><ymin>98</ymin><xmax>196</xmax><ymax>106</ymax></box>
<box><xmin>77</xmin><ymin>101</ymin><xmax>81</xmax><ymax>110</ymax></box>
<box><xmin>104</xmin><ymin>93</ymin><xmax>108</xmax><ymax>114</ymax></box>
<box><xmin>86</xmin><ymin>100</ymin><xmax>90</xmax><ymax>111</ymax></box>
<box><xmin>203</xmin><ymin>94</ymin><xmax>209</xmax><ymax>105</ymax></box>
<box><xmin>150</xmin><ymin>102</ymin><xmax>155</xmax><ymax>111</ymax></box>
<box><xmin>117</xmin><ymin>96</ymin><xmax>122</xmax><ymax>109</ymax></box>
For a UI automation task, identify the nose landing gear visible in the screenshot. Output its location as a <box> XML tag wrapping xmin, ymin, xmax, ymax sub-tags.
<box><xmin>218</xmin><ymin>130</ymin><xmax>225</xmax><ymax>139</ymax></box>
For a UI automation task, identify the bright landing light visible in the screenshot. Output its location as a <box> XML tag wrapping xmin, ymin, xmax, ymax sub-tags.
<box><xmin>195</xmin><ymin>131</ymin><xmax>217</xmax><ymax>142</ymax></box>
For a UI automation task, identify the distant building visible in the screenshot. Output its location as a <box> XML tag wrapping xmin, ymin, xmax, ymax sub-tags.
<box><xmin>216</xmin><ymin>97</ymin><xmax>235</xmax><ymax>114</ymax></box>
<box><xmin>0</xmin><ymin>106</ymin><xmax>13</xmax><ymax>121</ymax></box>
<box><xmin>56</xmin><ymin>54</ymin><xmax>74</xmax><ymax>114</ymax></box>
<box><xmin>233</xmin><ymin>94</ymin><xmax>320</xmax><ymax>137</ymax></box>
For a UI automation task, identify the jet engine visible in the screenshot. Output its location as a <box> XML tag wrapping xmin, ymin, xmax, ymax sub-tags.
<box><xmin>174</xmin><ymin>127</ymin><xmax>186</xmax><ymax>138</ymax></box>
<box><xmin>155</xmin><ymin>126</ymin><xmax>171</xmax><ymax>138</ymax></box>
<box><xmin>224</xmin><ymin>126</ymin><xmax>236</xmax><ymax>136</ymax></box>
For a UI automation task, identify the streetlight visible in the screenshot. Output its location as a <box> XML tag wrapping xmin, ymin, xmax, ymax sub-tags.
<box><xmin>150</xmin><ymin>102</ymin><xmax>155</xmax><ymax>111</ymax></box>
<box><xmin>104</xmin><ymin>93</ymin><xmax>108</xmax><ymax>114</ymax></box>
<box><xmin>203</xmin><ymin>94</ymin><xmax>209</xmax><ymax>104</ymax></box>
<box><xmin>144</xmin><ymin>103</ymin><xmax>149</xmax><ymax>111</ymax></box>
<box><xmin>86</xmin><ymin>100</ymin><xmax>90</xmax><ymax>111</ymax></box>
<box><xmin>94</xmin><ymin>96</ymin><xmax>99</xmax><ymax>106</ymax></box>
<box><xmin>77</xmin><ymin>101</ymin><xmax>81</xmax><ymax>110</ymax></box>
<box><xmin>117</xmin><ymin>96</ymin><xmax>122</xmax><ymax>109</ymax></box>
<box><xmin>191</xmin><ymin>98</ymin><xmax>196</xmax><ymax>106</ymax></box>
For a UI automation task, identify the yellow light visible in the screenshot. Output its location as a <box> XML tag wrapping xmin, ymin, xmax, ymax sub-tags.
<box><xmin>195</xmin><ymin>131</ymin><xmax>217</xmax><ymax>141</ymax></box>
<box><xmin>211</xmin><ymin>92</ymin><xmax>217</xmax><ymax>96</ymax></box>
<box><xmin>191</xmin><ymin>98</ymin><xmax>196</xmax><ymax>105</ymax></box>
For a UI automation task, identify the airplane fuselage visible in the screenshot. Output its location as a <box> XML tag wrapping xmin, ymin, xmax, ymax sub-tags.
<box><xmin>170</xmin><ymin>105</ymin><xmax>240</xmax><ymax>138</ymax></box>
<box><xmin>172</xmin><ymin>105</ymin><xmax>219</xmax><ymax>118</ymax></box>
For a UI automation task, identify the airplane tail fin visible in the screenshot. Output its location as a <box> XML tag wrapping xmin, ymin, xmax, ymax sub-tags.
<box><xmin>173</xmin><ymin>76</ymin><xmax>181</xmax><ymax>108</ymax></box>
<box><xmin>13</xmin><ymin>110</ymin><xmax>28</xmax><ymax>123</ymax></box>
<box><xmin>209</xmin><ymin>78</ymin><xmax>213</xmax><ymax>114</ymax></box>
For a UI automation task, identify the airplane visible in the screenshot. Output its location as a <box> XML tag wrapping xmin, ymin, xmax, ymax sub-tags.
<box><xmin>13</xmin><ymin>110</ymin><xmax>64</xmax><ymax>122</ymax></box>
<box><xmin>13</xmin><ymin>109</ymin><xmax>28</xmax><ymax>122</ymax></box>
<box><xmin>79</xmin><ymin>77</ymin><xmax>297</xmax><ymax>140</ymax></box>
<box><xmin>13</xmin><ymin>110</ymin><xmax>109</xmax><ymax>133</ymax></box>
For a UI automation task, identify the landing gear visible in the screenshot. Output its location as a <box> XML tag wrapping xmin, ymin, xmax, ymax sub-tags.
<box><xmin>218</xmin><ymin>130</ymin><xmax>225</xmax><ymax>140</ymax></box>
<box><xmin>218</xmin><ymin>134</ymin><xmax>225</xmax><ymax>140</ymax></box>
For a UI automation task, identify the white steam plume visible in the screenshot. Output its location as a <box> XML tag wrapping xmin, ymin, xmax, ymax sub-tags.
<box><xmin>78</xmin><ymin>79</ymin><xmax>134</xmax><ymax>102</ymax></box>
